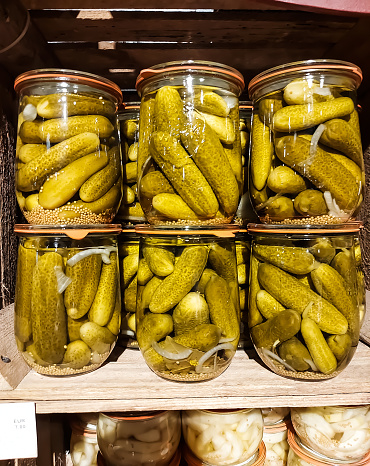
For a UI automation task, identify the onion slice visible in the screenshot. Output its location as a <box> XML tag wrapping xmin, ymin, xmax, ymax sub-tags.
<box><xmin>66</xmin><ymin>247</ymin><xmax>116</xmax><ymax>266</ymax></box>
<box><xmin>261</xmin><ymin>348</ymin><xmax>297</xmax><ymax>372</ymax></box>
<box><xmin>308</xmin><ymin>123</ymin><xmax>326</xmax><ymax>163</ymax></box>
<box><xmin>152</xmin><ymin>341</ymin><xmax>192</xmax><ymax>360</ymax></box>
<box><xmin>54</xmin><ymin>266</ymin><xmax>72</xmax><ymax>294</ymax></box>
<box><xmin>195</xmin><ymin>343</ymin><xmax>234</xmax><ymax>373</ymax></box>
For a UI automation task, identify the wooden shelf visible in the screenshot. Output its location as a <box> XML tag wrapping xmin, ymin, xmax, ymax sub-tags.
<box><xmin>0</xmin><ymin>342</ymin><xmax>369</xmax><ymax>414</ymax></box>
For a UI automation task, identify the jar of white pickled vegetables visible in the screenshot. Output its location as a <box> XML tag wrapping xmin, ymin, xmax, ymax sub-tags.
<box><xmin>263</xmin><ymin>420</ymin><xmax>290</xmax><ymax>466</ymax></box>
<box><xmin>182</xmin><ymin>438</ymin><xmax>266</xmax><ymax>466</ymax></box>
<box><xmin>290</xmin><ymin>406</ymin><xmax>370</xmax><ymax>463</ymax></box>
<box><xmin>262</xmin><ymin>408</ymin><xmax>290</xmax><ymax>426</ymax></box>
<box><xmin>97</xmin><ymin>410</ymin><xmax>181</xmax><ymax>466</ymax></box>
<box><xmin>70</xmin><ymin>414</ymin><xmax>99</xmax><ymax>466</ymax></box>
<box><xmin>287</xmin><ymin>427</ymin><xmax>370</xmax><ymax>466</ymax></box>
<box><xmin>182</xmin><ymin>408</ymin><xmax>264</xmax><ymax>466</ymax></box>
<box><xmin>97</xmin><ymin>448</ymin><xmax>181</xmax><ymax>466</ymax></box>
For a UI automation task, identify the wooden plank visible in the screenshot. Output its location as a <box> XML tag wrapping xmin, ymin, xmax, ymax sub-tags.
<box><xmin>262</xmin><ymin>0</ymin><xmax>370</xmax><ymax>16</ymax></box>
<box><xmin>28</xmin><ymin>10</ymin><xmax>354</xmax><ymax>43</ymax></box>
<box><xmin>0</xmin><ymin>304</ymin><xmax>30</xmax><ymax>389</ymax></box>
<box><xmin>0</xmin><ymin>341</ymin><xmax>368</xmax><ymax>413</ymax></box>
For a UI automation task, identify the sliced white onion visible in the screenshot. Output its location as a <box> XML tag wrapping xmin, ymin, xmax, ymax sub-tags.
<box><xmin>323</xmin><ymin>191</ymin><xmax>351</xmax><ymax>219</ymax></box>
<box><xmin>308</xmin><ymin>123</ymin><xmax>326</xmax><ymax>163</ymax></box>
<box><xmin>54</xmin><ymin>265</ymin><xmax>72</xmax><ymax>293</ymax></box>
<box><xmin>298</xmin><ymin>412</ymin><xmax>336</xmax><ymax>438</ymax></box>
<box><xmin>152</xmin><ymin>341</ymin><xmax>192</xmax><ymax>360</ymax></box>
<box><xmin>337</xmin><ymin>429</ymin><xmax>367</xmax><ymax>452</ymax></box>
<box><xmin>261</xmin><ymin>348</ymin><xmax>297</xmax><ymax>372</ymax></box>
<box><xmin>219</xmin><ymin>336</ymin><xmax>236</xmax><ymax>343</ymax></box>
<box><xmin>313</xmin><ymin>87</ymin><xmax>333</xmax><ymax>97</ymax></box>
<box><xmin>66</xmin><ymin>247</ymin><xmax>115</xmax><ymax>266</ymax></box>
<box><xmin>195</xmin><ymin>343</ymin><xmax>234</xmax><ymax>373</ymax></box>
<box><xmin>303</xmin><ymin>358</ymin><xmax>318</xmax><ymax>372</ymax></box>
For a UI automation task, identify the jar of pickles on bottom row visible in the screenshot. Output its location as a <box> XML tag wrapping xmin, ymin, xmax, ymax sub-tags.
<box><xmin>135</xmin><ymin>225</ymin><xmax>241</xmax><ymax>382</ymax></box>
<box><xmin>14</xmin><ymin>225</ymin><xmax>121</xmax><ymax>376</ymax></box>
<box><xmin>248</xmin><ymin>223</ymin><xmax>364</xmax><ymax>380</ymax></box>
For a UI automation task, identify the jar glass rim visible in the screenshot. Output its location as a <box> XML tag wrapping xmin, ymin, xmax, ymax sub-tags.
<box><xmin>136</xmin><ymin>59</ymin><xmax>245</xmax><ymax>95</ymax></box>
<box><xmin>135</xmin><ymin>224</ymin><xmax>240</xmax><ymax>238</ymax></box>
<box><xmin>100</xmin><ymin>410</ymin><xmax>168</xmax><ymax>421</ymax></box>
<box><xmin>14</xmin><ymin>224</ymin><xmax>122</xmax><ymax>240</ymax></box>
<box><xmin>14</xmin><ymin>68</ymin><xmax>123</xmax><ymax>104</ymax></box>
<box><xmin>247</xmin><ymin>222</ymin><xmax>362</xmax><ymax>235</ymax></box>
<box><xmin>248</xmin><ymin>59</ymin><xmax>362</xmax><ymax>99</ymax></box>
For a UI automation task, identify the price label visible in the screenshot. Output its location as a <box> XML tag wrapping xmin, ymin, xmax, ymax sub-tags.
<box><xmin>0</xmin><ymin>402</ymin><xmax>38</xmax><ymax>459</ymax></box>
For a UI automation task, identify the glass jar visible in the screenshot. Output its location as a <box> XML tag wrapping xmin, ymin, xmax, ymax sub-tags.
<box><xmin>354</xmin><ymin>236</ymin><xmax>366</xmax><ymax>326</ymax></box>
<box><xmin>263</xmin><ymin>420</ymin><xmax>290</xmax><ymax>466</ymax></box>
<box><xmin>97</xmin><ymin>411</ymin><xmax>181</xmax><ymax>466</ymax></box>
<box><xmin>14</xmin><ymin>224</ymin><xmax>121</xmax><ymax>376</ymax></box>
<box><xmin>290</xmin><ymin>406</ymin><xmax>370</xmax><ymax>462</ymax></box>
<box><xmin>235</xmin><ymin>102</ymin><xmax>258</xmax><ymax>226</ymax></box>
<box><xmin>135</xmin><ymin>60</ymin><xmax>245</xmax><ymax>226</ymax></box>
<box><xmin>287</xmin><ymin>427</ymin><xmax>370</xmax><ymax>466</ymax></box>
<box><xmin>247</xmin><ymin>223</ymin><xmax>363</xmax><ymax>380</ymax></box>
<box><xmin>118</xmin><ymin>228</ymin><xmax>139</xmax><ymax>345</ymax></box>
<box><xmin>262</xmin><ymin>408</ymin><xmax>290</xmax><ymax>427</ymax></box>
<box><xmin>116</xmin><ymin>103</ymin><xmax>146</xmax><ymax>224</ymax></box>
<box><xmin>14</xmin><ymin>69</ymin><xmax>123</xmax><ymax>225</ymax></box>
<box><xmin>135</xmin><ymin>225</ymin><xmax>240</xmax><ymax>382</ymax></box>
<box><xmin>70</xmin><ymin>413</ymin><xmax>99</xmax><ymax>466</ymax></box>
<box><xmin>182</xmin><ymin>409</ymin><xmax>264</xmax><ymax>466</ymax></box>
<box><xmin>248</xmin><ymin>60</ymin><xmax>364</xmax><ymax>225</ymax></box>
<box><xmin>97</xmin><ymin>448</ymin><xmax>181</xmax><ymax>466</ymax></box>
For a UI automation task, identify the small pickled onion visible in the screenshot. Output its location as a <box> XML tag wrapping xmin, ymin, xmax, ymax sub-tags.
<box><xmin>152</xmin><ymin>341</ymin><xmax>192</xmax><ymax>360</ymax></box>
<box><xmin>54</xmin><ymin>266</ymin><xmax>72</xmax><ymax>293</ymax></box>
<box><xmin>195</xmin><ymin>343</ymin><xmax>234</xmax><ymax>373</ymax></box>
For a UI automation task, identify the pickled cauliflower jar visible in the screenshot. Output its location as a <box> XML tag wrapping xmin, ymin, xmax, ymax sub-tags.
<box><xmin>70</xmin><ymin>414</ymin><xmax>99</xmax><ymax>466</ymax></box>
<box><xmin>248</xmin><ymin>223</ymin><xmax>364</xmax><ymax>380</ymax></box>
<box><xmin>263</xmin><ymin>420</ymin><xmax>290</xmax><ymax>466</ymax></box>
<box><xmin>135</xmin><ymin>60</ymin><xmax>245</xmax><ymax>226</ymax></box>
<box><xmin>262</xmin><ymin>408</ymin><xmax>290</xmax><ymax>426</ymax></box>
<box><xmin>182</xmin><ymin>409</ymin><xmax>264</xmax><ymax>466</ymax></box>
<box><xmin>97</xmin><ymin>411</ymin><xmax>181</xmax><ymax>466</ymax></box>
<box><xmin>14</xmin><ymin>224</ymin><xmax>121</xmax><ymax>376</ymax></box>
<box><xmin>117</xmin><ymin>228</ymin><xmax>139</xmax><ymax>344</ymax></box>
<box><xmin>135</xmin><ymin>225</ymin><xmax>240</xmax><ymax>382</ymax></box>
<box><xmin>248</xmin><ymin>60</ymin><xmax>364</xmax><ymax>225</ymax></box>
<box><xmin>287</xmin><ymin>427</ymin><xmax>370</xmax><ymax>466</ymax></box>
<box><xmin>116</xmin><ymin>103</ymin><xmax>146</xmax><ymax>223</ymax></box>
<box><xmin>14</xmin><ymin>69</ymin><xmax>123</xmax><ymax>225</ymax></box>
<box><xmin>290</xmin><ymin>406</ymin><xmax>370</xmax><ymax>462</ymax></box>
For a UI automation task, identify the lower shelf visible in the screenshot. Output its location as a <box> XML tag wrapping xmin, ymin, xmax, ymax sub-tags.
<box><xmin>0</xmin><ymin>341</ymin><xmax>369</xmax><ymax>414</ymax></box>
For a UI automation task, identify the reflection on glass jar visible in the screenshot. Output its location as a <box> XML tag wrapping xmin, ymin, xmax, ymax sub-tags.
<box><xmin>97</xmin><ymin>411</ymin><xmax>181</xmax><ymax>466</ymax></box>
<box><xmin>248</xmin><ymin>223</ymin><xmax>363</xmax><ymax>380</ymax></box>
<box><xmin>291</xmin><ymin>406</ymin><xmax>370</xmax><ymax>462</ymax></box>
<box><xmin>70</xmin><ymin>413</ymin><xmax>99</xmax><ymax>466</ymax></box>
<box><xmin>116</xmin><ymin>103</ymin><xmax>146</xmax><ymax>224</ymax></box>
<box><xmin>117</xmin><ymin>228</ymin><xmax>139</xmax><ymax>345</ymax></box>
<box><xmin>135</xmin><ymin>60</ymin><xmax>245</xmax><ymax>226</ymax></box>
<box><xmin>248</xmin><ymin>60</ymin><xmax>364</xmax><ymax>225</ymax></box>
<box><xmin>287</xmin><ymin>427</ymin><xmax>370</xmax><ymax>466</ymax></box>
<box><xmin>262</xmin><ymin>408</ymin><xmax>290</xmax><ymax>426</ymax></box>
<box><xmin>182</xmin><ymin>409</ymin><xmax>264</xmax><ymax>466</ymax></box>
<box><xmin>235</xmin><ymin>231</ymin><xmax>252</xmax><ymax>348</ymax></box>
<box><xmin>14</xmin><ymin>225</ymin><xmax>121</xmax><ymax>376</ymax></box>
<box><xmin>263</xmin><ymin>420</ymin><xmax>290</xmax><ymax>466</ymax></box>
<box><xmin>135</xmin><ymin>225</ymin><xmax>240</xmax><ymax>382</ymax></box>
<box><xmin>14</xmin><ymin>69</ymin><xmax>123</xmax><ymax>225</ymax></box>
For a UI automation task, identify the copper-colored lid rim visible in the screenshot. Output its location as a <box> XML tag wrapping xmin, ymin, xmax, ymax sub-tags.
<box><xmin>101</xmin><ymin>410</ymin><xmax>167</xmax><ymax>421</ymax></box>
<box><xmin>248</xmin><ymin>59</ymin><xmax>362</xmax><ymax>97</ymax></box>
<box><xmin>287</xmin><ymin>429</ymin><xmax>370</xmax><ymax>466</ymax></box>
<box><xmin>263</xmin><ymin>419</ymin><xmax>291</xmax><ymax>433</ymax></box>
<box><xmin>136</xmin><ymin>61</ymin><xmax>245</xmax><ymax>92</ymax></box>
<box><xmin>14</xmin><ymin>224</ymin><xmax>122</xmax><ymax>240</ymax></box>
<box><xmin>14</xmin><ymin>68</ymin><xmax>123</xmax><ymax>104</ymax></box>
<box><xmin>247</xmin><ymin>222</ymin><xmax>362</xmax><ymax>234</ymax></box>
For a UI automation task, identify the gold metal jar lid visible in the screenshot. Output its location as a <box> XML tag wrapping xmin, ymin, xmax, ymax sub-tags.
<box><xmin>14</xmin><ymin>224</ymin><xmax>122</xmax><ymax>240</ymax></box>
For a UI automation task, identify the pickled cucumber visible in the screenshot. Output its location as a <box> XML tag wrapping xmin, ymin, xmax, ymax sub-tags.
<box><xmin>79</xmin><ymin>322</ymin><xmax>116</xmax><ymax>354</ymax></box>
<box><xmin>64</xmin><ymin>251</ymin><xmax>102</xmax><ymax>319</ymax></box>
<box><xmin>19</xmin><ymin>121</ymin><xmax>42</xmax><ymax>144</ymax></box>
<box><xmin>248</xmin><ymin>255</ymin><xmax>263</xmax><ymax>328</ymax></box>
<box><xmin>301</xmin><ymin>317</ymin><xmax>337</xmax><ymax>374</ymax></box>
<box><xmin>253</xmin><ymin>244</ymin><xmax>316</xmax><ymax>274</ymax></box>
<box><xmin>140</xmin><ymin>171</ymin><xmax>175</xmax><ymax>198</ymax></box>
<box><xmin>39</xmin><ymin>150</ymin><xmax>109</xmax><ymax>209</ymax></box>
<box><xmin>106</xmin><ymin>291</ymin><xmax>121</xmax><ymax>336</ymax></box>
<box><xmin>294</xmin><ymin>190</ymin><xmax>328</xmax><ymax>217</ymax></box>
<box><xmin>68</xmin><ymin>315</ymin><xmax>88</xmax><ymax>342</ymax></box>
<box><xmin>143</xmin><ymin>246</ymin><xmax>175</xmax><ymax>277</ymax></box>
<box><xmin>173</xmin><ymin>324</ymin><xmax>221</xmax><ymax>352</ymax></box>
<box><xmin>196</xmin><ymin>111</ymin><xmax>235</xmax><ymax>144</ymax></box>
<box><xmin>15</xmin><ymin>245</ymin><xmax>36</xmax><ymax>342</ymax></box>
<box><xmin>150</xmin><ymin>246</ymin><xmax>208</xmax><ymax>314</ymax></box>
<box><xmin>62</xmin><ymin>340</ymin><xmax>91</xmax><ymax>369</ymax></box>
<box><xmin>31</xmin><ymin>252</ymin><xmax>67</xmax><ymax>364</ymax></box>
<box><xmin>124</xmin><ymin>276</ymin><xmax>138</xmax><ymax>313</ymax></box>
<box><xmin>152</xmin><ymin>193</ymin><xmax>200</xmax><ymax>220</ymax></box>
<box><xmin>267</xmin><ymin>166</ymin><xmax>307</xmax><ymax>194</ymax></box>
<box><xmin>137</xmin><ymin>258</ymin><xmax>154</xmax><ymax>286</ymax></box>
<box><xmin>264</xmin><ymin>196</ymin><xmax>295</xmax><ymax>220</ymax></box>
<box><xmin>258</xmin><ymin>263</ymin><xmax>348</xmax><ymax>335</ymax></box>
<box><xmin>278</xmin><ymin>336</ymin><xmax>311</xmax><ymax>371</ymax></box>
<box><xmin>140</xmin><ymin>276</ymin><xmax>163</xmax><ymax>309</ymax></box>
<box><xmin>256</xmin><ymin>290</ymin><xmax>285</xmax><ymax>320</ymax></box>
<box><xmin>122</xmin><ymin>252</ymin><xmax>139</xmax><ymax>288</ymax></box>
<box><xmin>194</xmin><ymin>268</ymin><xmax>219</xmax><ymax>294</ymax></box>
<box><xmin>136</xmin><ymin>312</ymin><xmax>173</xmax><ymax>351</ymax></box>
<box><xmin>18</xmin><ymin>144</ymin><xmax>47</xmax><ymax>163</ymax></box>
<box><xmin>154</xmin><ymin>86</ymin><xmax>184</xmax><ymax>140</ymax></box>
<box><xmin>173</xmin><ymin>292</ymin><xmax>209</xmax><ymax>335</ymax></box>
<box><xmin>88</xmin><ymin>252</ymin><xmax>118</xmax><ymax>326</ymax></box>
<box><xmin>251</xmin><ymin>309</ymin><xmax>301</xmax><ymax>349</ymax></box>
<box><xmin>326</xmin><ymin>333</ymin><xmax>352</xmax><ymax>361</ymax></box>
<box><xmin>192</xmin><ymin>91</ymin><xmax>229</xmax><ymax>117</ymax></box>
<box><xmin>250</xmin><ymin>113</ymin><xmax>273</xmax><ymax>190</ymax></box>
